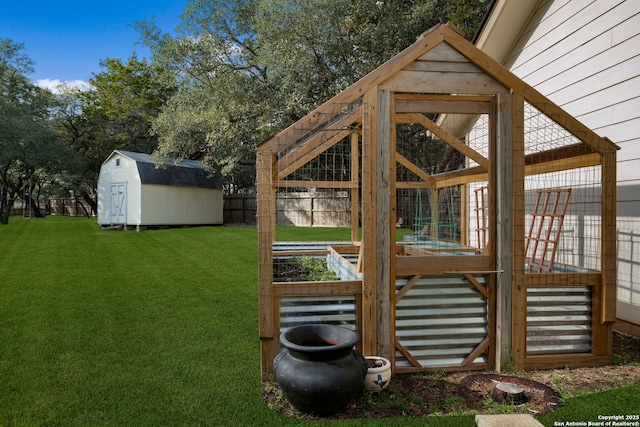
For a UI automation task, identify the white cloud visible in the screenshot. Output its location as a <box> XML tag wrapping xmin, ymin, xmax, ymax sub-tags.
<box><xmin>35</xmin><ymin>78</ymin><xmax>92</xmax><ymax>93</ymax></box>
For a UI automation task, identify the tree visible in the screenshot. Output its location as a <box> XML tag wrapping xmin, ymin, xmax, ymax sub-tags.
<box><xmin>0</xmin><ymin>38</ymin><xmax>77</xmax><ymax>224</ymax></box>
<box><xmin>137</xmin><ymin>0</ymin><xmax>491</xmax><ymax>193</ymax></box>
<box><xmin>55</xmin><ymin>56</ymin><xmax>177</xmax><ymax>210</ymax></box>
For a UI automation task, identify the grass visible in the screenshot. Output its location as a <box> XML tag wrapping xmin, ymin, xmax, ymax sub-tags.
<box><xmin>536</xmin><ymin>385</ymin><xmax>640</xmax><ymax>427</ymax></box>
<box><xmin>0</xmin><ymin>216</ymin><xmax>637</xmax><ymax>426</ymax></box>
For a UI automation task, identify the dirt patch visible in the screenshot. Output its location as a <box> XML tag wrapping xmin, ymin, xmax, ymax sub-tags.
<box><xmin>263</xmin><ymin>331</ymin><xmax>640</xmax><ymax>419</ymax></box>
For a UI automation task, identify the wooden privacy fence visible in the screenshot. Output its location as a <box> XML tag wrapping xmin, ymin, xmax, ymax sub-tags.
<box><xmin>48</xmin><ymin>197</ymin><xmax>95</xmax><ymax>217</ymax></box>
<box><xmin>223</xmin><ymin>194</ymin><xmax>257</xmax><ymax>224</ymax></box>
<box><xmin>223</xmin><ymin>192</ymin><xmax>351</xmax><ymax>226</ymax></box>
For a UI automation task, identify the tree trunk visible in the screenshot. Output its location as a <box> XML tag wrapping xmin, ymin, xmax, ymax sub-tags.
<box><xmin>1</xmin><ymin>198</ymin><xmax>15</xmax><ymax>224</ymax></box>
<box><xmin>81</xmin><ymin>193</ymin><xmax>97</xmax><ymax>217</ymax></box>
<box><xmin>29</xmin><ymin>197</ymin><xmax>45</xmax><ymax>218</ymax></box>
<box><xmin>490</xmin><ymin>381</ymin><xmax>528</xmax><ymax>404</ymax></box>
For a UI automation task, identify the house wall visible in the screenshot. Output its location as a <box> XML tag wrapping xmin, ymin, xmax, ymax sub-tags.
<box><xmin>97</xmin><ymin>154</ymin><xmax>141</xmax><ymax>226</ymax></box>
<box><xmin>140</xmin><ymin>184</ymin><xmax>223</xmax><ymax>226</ymax></box>
<box><xmin>497</xmin><ymin>0</ymin><xmax>640</xmax><ymax>325</ymax></box>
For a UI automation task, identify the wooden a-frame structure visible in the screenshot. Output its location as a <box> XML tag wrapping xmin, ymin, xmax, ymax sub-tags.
<box><xmin>257</xmin><ymin>23</ymin><xmax>618</xmax><ymax>379</ymax></box>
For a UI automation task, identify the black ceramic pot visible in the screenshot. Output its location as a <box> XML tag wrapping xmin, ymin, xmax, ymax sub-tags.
<box><xmin>273</xmin><ymin>324</ymin><xmax>367</xmax><ymax>415</ymax></box>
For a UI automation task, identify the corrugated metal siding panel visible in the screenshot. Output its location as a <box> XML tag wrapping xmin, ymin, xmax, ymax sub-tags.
<box><xmin>526</xmin><ymin>286</ymin><xmax>592</xmax><ymax>355</ymax></box>
<box><xmin>395</xmin><ymin>275</ymin><xmax>489</xmax><ymax>368</ymax></box>
<box><xmin>279</xmin><ymin>296</ymin><xmax>356</xmax><ymax>332</ymax></box>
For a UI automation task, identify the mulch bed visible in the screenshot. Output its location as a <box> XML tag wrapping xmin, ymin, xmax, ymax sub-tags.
<box><xmin>263</xmin><ymin>331</ymin><xmax>640</xmax><ymax>419</ymax></box>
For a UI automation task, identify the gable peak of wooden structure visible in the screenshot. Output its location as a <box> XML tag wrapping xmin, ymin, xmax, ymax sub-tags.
<box><xmin>258</xmin><ymin>22</ymin><xmax>617</xmax><ymax>156</ymax></box>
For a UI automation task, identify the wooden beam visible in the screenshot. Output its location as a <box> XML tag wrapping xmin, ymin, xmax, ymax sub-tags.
<box><xmin>462</xmin><ymin>337</ymin><xmax>490</xmax><ymax>366</ymax></box>
<box><xmin>511</xmin><ymin>92</ymin><xmax>526</xmax><ymax>372</ymax></box>
<box><xmin>464</xmin><ymin>273</ymin><xmax>490</xmax><ymax>299</ymax></box>
<box><xmin>395</xmin><ymin>94</ymin><xmax>495</xmax><ymax>103</ymax></box>
<box><xmin>273</xmin><ymin>249</ymin><xmax>329</xmax><ymax>257</ymax></box>
<box><xmin>395</xmin><ymin>98</ymin><xmax>492</xmax><ymax>115</ymax></box>
<box><xmin>272</xmin><ymin>280</ymin><xmax>362</xmax><ymax>297</ymax></box>
<box><xmin>523</xmin><ymin>272</ymin><xmax>601</xmax><ymax>287</ymax></box>
<box><xmin>380</xmin><ymin>70</ymin><xmax>506</xmax><ymax>94</ymax></box>
<box><xmin>400</xmin><ymin>112</ymin><xmax>489</xmax><ymax>169</ymax></box>
<box><xmin>495</xmin><ymin>91</ymin><xmax>513</xmax><ymax>373</ymax></box>
<box><xmin>273</xmin><ymin>180</ymin><xmax>357</xmax><ymax>189</ymax></box>
<box><xmin>376</xmin><ymin>89</ymin><xmax>393</xmax><ymax>360</ymax></box>
<box><xmin>396</xmin><ymin>181</ymin><xmax>441</xmax><ymax>189</ymax></box>
<box><xmin>524</xmin><ymin>153</ymin><xmax>601</xmax><ymax>176</ymax></box>
<box><xmin>395</xmin><ymin>152</ymin><xmax>438</xmax><ymax>186</ymax></box>
<box><xmin>361</xmin><ymin>88</ymin><xmax>378</xmax><ymax>357</ymax></box>
<box><xmin>524</xmin><ymin>354</ymin><xmax>612</xmax><ymax>371</ymax></box>
<box><xmin>395</xmin><ymin>275</ymin><xmax>421</xmax><ymax>303</ymax></box>
<box><xmin>433</xmin><ymin>167</ymin><xmax>489</xmax><ymax>188</ymax></box>
<box><xmin>395</xmin><ymin>338</ymin><xmax>423</xmax><ymax>368</ymax></box>
<box><xmin>351</xmin><ymin>132</ymin><xmax>360</xmax><ymax>242</ymax></box>
<box><xmin>601</xmin><ymin>149</ymin><xmax>617</xmax><ymax>324</ymax></box>
<box><xmin>524</xmin><ymin>143</ymin><xmax>594</xmax><ymax>166</ymax></box>
<box><xmin>395</xmin><ymin>254</ymin><xmax>492</xmax><ymax>275</ymax></box>
<box><xmin>257</xmin><ymin>150</ymin><xmax>276</xmax><ymax>379</ymax></box>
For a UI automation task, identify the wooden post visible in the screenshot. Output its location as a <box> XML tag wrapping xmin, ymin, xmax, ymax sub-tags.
<box><xmin>257</xmin><ymin>150</ymin><xmax>277</xmax><ymax>379</ymax></box>
<box><xmin>351</xmin><ymin>132</ymin><xmax>360</xmax><ymax>242</ymax></box>
<box><xmin>592</xmin><ymin>146</ymin><xmax>617</xmax><ymax>358</ymax></box>
<box><xmin>375</xmin><ymin>89</ymin><xmax>392</xmax><ymax>360</ymax></box>
<box><xmin>460</xmin><ymin>184</ymin><xmax>469</xmax><ymax>246</ymax></box>
<box><xmin>601</xmin><ymin>148</ymin><xmax>617</xmax><ymax>325</ymax></box>
<box><xmin>494</xmin><ymin>91</ymin><xmax>514</xmax><ymax>372</ymax></box>
<box><xmin>361</xmin><ymin>88</ymin><xmax>378</xmax><ymax>357</ymax></box>
<box><xmin>510</xmin><ymin>92</ymin><xmax>526</xmax><ymax>370</ymax></box>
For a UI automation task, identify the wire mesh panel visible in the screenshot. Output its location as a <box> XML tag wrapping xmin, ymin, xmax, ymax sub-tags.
<box><xmin>395</xmin><ymin>112</ymin><xmax>490</xmax><ymax>249</ymax></box>
<box><xmin>521</xmin><ymin>100</ymin><xmax>604</xmax><ymax>274</ymax></box>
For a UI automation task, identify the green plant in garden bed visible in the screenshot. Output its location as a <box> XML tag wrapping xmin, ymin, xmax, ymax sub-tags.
<box><xmin>273</xmin><ymin>255</ymin><xmax>340</xmax><ymax>282</ymax></box>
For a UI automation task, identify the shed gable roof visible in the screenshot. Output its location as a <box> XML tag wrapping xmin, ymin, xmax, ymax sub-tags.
<box><xmin>107</xmin><ymin>150</ymin><xmax>223</xmax><ymax>190</ymax></box>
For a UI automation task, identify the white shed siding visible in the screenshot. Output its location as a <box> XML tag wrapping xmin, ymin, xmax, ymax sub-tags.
<box><xmin>97</xmin><ymin>154</ymin><xmax>142</xmax><ymax>226</ymax></box>
<box><xmin>492</xmin><ymin>0</ymin><xmax>640</xmax><ymax>324</ymax></box>
<box><xmin>140</xmin><ymin>184</ymin><xmax>223</xmax><ymax>225</ymax></box>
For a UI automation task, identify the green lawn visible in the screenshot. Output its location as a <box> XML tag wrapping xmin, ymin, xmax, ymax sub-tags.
<box><xmin>0</xmin><ymin>216</ymin><xmax>637</xmax><ymax>426</ymax></box>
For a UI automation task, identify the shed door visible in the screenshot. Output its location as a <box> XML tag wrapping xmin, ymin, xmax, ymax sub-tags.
<box><xmin>110</xmin><ymin>182</ymin><xmax>126</xmax><ymax>224</ymax></box>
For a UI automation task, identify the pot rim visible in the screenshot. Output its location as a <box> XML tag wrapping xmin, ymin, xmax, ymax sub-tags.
<box><xmin>280</xmin><ymin>324</ymin><xmax>360</xmax><ymax>353</ymax></box>
<box><xmin>365</xmin><ymin>356</ymin><xmax>391</xmax><ymax>374</ymax></box>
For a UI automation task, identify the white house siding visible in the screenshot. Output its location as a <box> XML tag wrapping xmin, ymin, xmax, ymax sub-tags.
<box><xmin>493</xmin><ymin>0</ymin><xmax>640</xmax><ymax>324</ymax></box>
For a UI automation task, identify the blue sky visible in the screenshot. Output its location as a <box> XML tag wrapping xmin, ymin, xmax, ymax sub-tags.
<box><xmin>1</xmin><ymin>1</ymin><xmax>188</xmax><ymax>90</ymax></box>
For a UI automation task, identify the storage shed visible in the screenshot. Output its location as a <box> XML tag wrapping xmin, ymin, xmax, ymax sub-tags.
<box><xmin>97</xmin><ymin>150</ymin><xmax>223</xmax><ymax>229</ymax></box>
<box><xmin>257</xmin><ymin>23</ymin><xmax>619</xmax><ymax>379</ymax></box>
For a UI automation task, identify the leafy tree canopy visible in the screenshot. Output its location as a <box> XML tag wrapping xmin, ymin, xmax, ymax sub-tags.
<box><xmin>139</xmin><ymin>0</ymin><xmax>490</xmax><ymax>193</ymax></box>
<box><xmin>56</xmin><ymin>55</ymin><xmax>178</xmax><ymax>205</ymax></box>
<box><xmin>0</xmin><ymin>38</ymin><xmax>78</xmax><ymax>224</ymax></box>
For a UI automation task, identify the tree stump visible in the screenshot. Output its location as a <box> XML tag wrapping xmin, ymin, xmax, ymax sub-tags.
<box><xmin>489</xmin><ymin>381</ymin><xmax>528</xmax><ymax>404</ymax></box>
